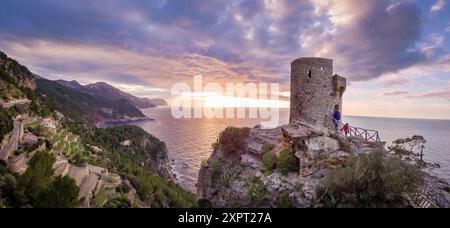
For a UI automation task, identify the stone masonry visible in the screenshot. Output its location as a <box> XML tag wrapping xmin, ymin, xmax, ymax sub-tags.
<box><xmin>290</xmin><ymin>57</ymin><xmax>346</xmax><ymax>130</ymax></box>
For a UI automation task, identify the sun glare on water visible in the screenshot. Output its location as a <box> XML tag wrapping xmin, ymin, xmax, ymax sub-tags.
<box><xmin>176</xmin><ymin>91</ymin><xmax>290</xmax><ymax>109</ymax></box>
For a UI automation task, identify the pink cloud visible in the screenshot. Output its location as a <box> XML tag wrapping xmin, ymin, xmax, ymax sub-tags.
<box><xmin>409</xmin><ymin>88</ymin><xmax>450</xmax><ymax>99</ymax></box>
<box><xmin>383</xmin><ymin>91</ymin><xmax>410</xmax><ymax>96</ymax></box>
<box><xmin>380</xmin><ymin>74</ymin><xmax>415</xmax><ymax>87</ymax></box>
<box><xmin>431</xmin><ymin>0</ymin><xmax>447</xmax><ymax>12</ymax></box>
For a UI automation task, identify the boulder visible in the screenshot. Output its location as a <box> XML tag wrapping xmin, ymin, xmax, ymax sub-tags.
<box><xmin>241</xmin><ymin>154</ymin><xmax>263</xmax><ymax>170</ymax></box>
<box><xmin>306</xmin><ymin>136</ymin><xmax>339</xmax><ymax>153</ymax></box>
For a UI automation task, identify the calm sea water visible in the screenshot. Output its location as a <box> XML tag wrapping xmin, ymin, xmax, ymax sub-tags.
<box><xmin>135</xmin><ymin>107</ymin><xmax>450</xmax><ymax>192</ymax></box>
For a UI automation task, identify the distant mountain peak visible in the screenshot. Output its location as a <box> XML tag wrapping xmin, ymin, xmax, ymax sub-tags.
<box><xmin>55</xmin><ymin>79</ymin><xmax>84</xmax><ymax>90</ymax></box>
<box><xmin>86</xmin><ymin>81</ymin><xmax>113</xmax><ymax>88</ymax></box>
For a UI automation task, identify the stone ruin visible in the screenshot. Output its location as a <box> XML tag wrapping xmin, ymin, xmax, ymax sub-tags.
<box><xmin>289</xmin><ymin>57</ymin><xmax>346</xmax><ymax>130</ymax></box>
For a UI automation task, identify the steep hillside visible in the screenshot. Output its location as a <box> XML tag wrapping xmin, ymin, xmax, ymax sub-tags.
<box><xmin>0</xmin><ymin>51</ymin><xmax>196</xmax><ymax>208</ymax></box>
<box><xmin>37</xmin><ymin>79</ymin><xmax>148</xmax><ymax>125</ymax></box>
<box><xmin>56</xmin><ymin>80</ymin><xmax>167</xmax><ymax>109</ymax></box>
<box><xmin>0</xmin><ymin>51</ymin><xmax>36</xmax><ymax>90</ymax></box>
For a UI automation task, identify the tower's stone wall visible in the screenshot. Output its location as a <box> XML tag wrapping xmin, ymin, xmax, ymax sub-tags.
<box><xmin>290</xmin><ymin>57</ymin><xmax>346</xmax><ymax>129</ymax></box>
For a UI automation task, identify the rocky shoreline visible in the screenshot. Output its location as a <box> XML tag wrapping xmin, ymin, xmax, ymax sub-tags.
<box><xmin>97</xmin><ymin>116</ymin><xmax>153</xmax><ymax>128</ymax></box>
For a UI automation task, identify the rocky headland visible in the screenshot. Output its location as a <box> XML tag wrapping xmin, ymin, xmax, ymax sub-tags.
<box><xmin>198</xmin><ymin>120</ymin><xmax>450</xmax><ymax>208</ymax></box>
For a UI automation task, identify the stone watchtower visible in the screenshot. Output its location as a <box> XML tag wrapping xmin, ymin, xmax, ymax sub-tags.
<box><xmin>290</xmin><ymin>57</ymin><xmax>346</xmax><ymax>129</ymax></box>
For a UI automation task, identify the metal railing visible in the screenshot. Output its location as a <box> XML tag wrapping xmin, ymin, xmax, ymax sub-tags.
<box><xmin>347</xmin><ymin>126</ymin><xmax>381</xmax><ymax>142</ymax></box>
<box><xmin>325</xmin><ymin>114</ymin><xmax>381</xmax><ymax>142</ymax></box>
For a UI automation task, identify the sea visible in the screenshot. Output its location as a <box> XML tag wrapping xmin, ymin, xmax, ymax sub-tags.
<box><xmin>132</xmin><ymin>107</ymin><xmax>450</xmax><ymax>193</ymax></box>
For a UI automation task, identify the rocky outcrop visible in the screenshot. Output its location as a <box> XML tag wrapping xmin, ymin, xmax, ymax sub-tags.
<box><xmin>422</xmin><ymin>174</ymin><xmax>450</xmax><ymax>208</ymax></box>
<box><xmin>198</xmin><ymin>120</ymin><xmax>391</xmax><ymax>208</ymax></box>
<box><xmin>0</xmin><ymin>51</ymin><xmax>36</xmax><ymax>90</ymax></box>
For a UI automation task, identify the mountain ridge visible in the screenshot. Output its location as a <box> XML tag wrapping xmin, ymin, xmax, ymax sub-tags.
<box><xmin>0</xmin><ymin>51</ymin><xmax>36</xmax><ymax>91</ymax></box>
<box><xmin>37</xmin><ymin>78</ymin><xmax>149</xmax><ymax>126</ymax></box>
<box><xmin>55</xmin><ymin>79</ymin><xmax>167</xmax><ymax>109</ymax></box>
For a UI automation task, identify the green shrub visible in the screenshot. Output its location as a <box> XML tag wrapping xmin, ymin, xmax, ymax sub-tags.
<box><xmin>3</xmin><ymin>152</ymin><xmax>56</xmax><ymax>207</ymax></box>
<box><xmin>70</xmin><ymin>153</ymin><xmax>88</xmax><ymax>166</ymax></box>
<box><xmin>219</xmin><ymin>173</ymin><xmax>233</xmax><ymax>187</ymax></box>
<box><xmin>275</xmin><ymin>192</ymin><xmax>296</xmax><ymax>208</ymax></box>
<box><xmin>210</xmin><ymin>159</ymin><xmax>222</xmax><ymax>176</ymax></box>
<box><xmin>26</xmin><ymin>124</ymin><xmax>45</xmax><ymax>137</ymax></box>
<box><xmin>210</xmin><ymin>159</ymin><xmax>223</xmax><ymax>188</ymax></box>
<box><xmin>116</xmin><ymin>182</ymin><xmax>132</xmax><ymax>194</ymax></box>
<box><xmin>197</xmin><ymin>198</ymin><xmax>213</xmax><ymax>208</ymax></box>
<box><xmin>129</xmin><ymin>174</ymin><xmax>197</xmax><ymax>208</ymax></box>
<box><xmin>262</xmin><ymin>152</ymin><xmax>277</xmax><ymax>173</ymax></box>
<box><xmin>35</xmin><ymin>176</ymin><xmax>81</xmax><ymax>208</ymax></box>
<box><xmin>103</xmin><ymin>196</ymin><xmax>132</xmax><ymax>208</ymax></box>
<box><xmin>17</xmin><ymin>152</ymin><xmax>56</xmax><ymax>202</ymax></box>
<box><xmin>316</xmin><ymin>151</ymin><xmax>424</xmax><ymax>208</ymax></box>
<box><xmin>246</xmin><ymin>177</ymin><xmax>267</xmax><ymax>203</ymax></box>
<box><xmin>261</xmin><ymin>143</ymin><xmax>275</xmax><ymax>154</ymax></box>
<box><xmin>215</xmin><ymin>127</ymin><xmax>250</xmax><ymax>160</ymax></box>
<box><xmin>0</xmin><ymin>109</ymin><xmax>13</xmax><ymax>142</ymax></box>
<box><xmin>277</xmin><ymin>148</ymin><xmax>299</xmax><ymax>175</ymax></box>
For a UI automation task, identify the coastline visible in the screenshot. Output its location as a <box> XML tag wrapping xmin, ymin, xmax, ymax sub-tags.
<box><xmin>97</xmin><ymin>116</ymin><xmax>153</xmax><ymax>128</ymax></box>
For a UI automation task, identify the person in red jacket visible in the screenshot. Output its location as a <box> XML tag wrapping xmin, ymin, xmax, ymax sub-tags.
<box><xmin>341</xmin><ymin>123</ymin><xmax>350</xmax><ymax>136</ymax></box>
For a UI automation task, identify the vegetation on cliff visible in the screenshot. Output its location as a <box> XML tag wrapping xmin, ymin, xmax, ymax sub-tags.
<box><xmin>86</xmin><ymin>125</ymin><xmax>196</xmax><ymax>208</ymax></box>
<box><xmin>262</xmin><ymin>145</ymin><xmax>299</xmax><ymax>175</ymax></box>
<box><xmin>198</xmin><ymin>123</ymin><xmax>449</xmax><ymax>208</ymax></box>
<box><xmin>0</xmin><ymin>51</ymin><xmax>196</xmax><ymax>208</ymax></box>
<box><xmin>212</xmin><ymin>126</ymin><xmax>250</xmax><ymax>160</ymax></box>
<box><xmin>316</xmin><ymin>151</ymin><xmax>424</xmax><ymax>208</ymax></box>
<box><xmin>0</xmin><ymin>51</ymin><xmax>36</xmax><ymax>90</ymax></box>
<box><xmin>0</xmin><ymin>109</ymin><xmax>13</xmax><ymax>142</ymax></box>
<box><xmin>0</xmin><ymin>152</ymin><xmax>81</xmax><ymax>208</ymax></box>
<box><xmin>388</xmin><ymin>135</ymin><xmax>440</xmax><ymax>169</ymax></box>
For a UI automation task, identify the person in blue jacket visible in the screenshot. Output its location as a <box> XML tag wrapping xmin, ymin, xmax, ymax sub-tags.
<box><xmin>333</xmin><ymin>105</ymin><xmax>341</xmax><ymax>133</ymax></box>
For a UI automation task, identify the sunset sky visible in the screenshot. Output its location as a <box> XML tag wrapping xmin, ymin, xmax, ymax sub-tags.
<box><xmin>0</xmin><ymin>0</ymin><xmax>449</xmax><ymax>119</ymax></box>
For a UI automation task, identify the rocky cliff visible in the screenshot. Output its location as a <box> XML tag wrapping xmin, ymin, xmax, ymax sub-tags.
<box><xmin>0</xmin><ymin>51</ymin><xmax>36</xmax><ymax>90</ymax></box>
<box><xmin>198</xmin><ymin>120</ymin><xmax>450</xmax><ymax>208</ymax></box>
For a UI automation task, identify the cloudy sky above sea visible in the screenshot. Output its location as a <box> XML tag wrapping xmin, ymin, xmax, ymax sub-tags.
<box><xmin>0</xmin><ymin>0</ymin><xmax>449</xmax><ymax>119</ymax></box>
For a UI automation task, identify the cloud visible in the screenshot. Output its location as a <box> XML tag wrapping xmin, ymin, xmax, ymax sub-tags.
<box><xmin>431</xmin><ymin>0</ymin><xmax>447</xmax><ymax>12</ymax></box>
<box><xmin>409</xmin><ymin>88</ymin><xmax>450</xmax><ymax>100</ymax></box>
<box><xmin>0</xmin><ymin>0</ymin><xmax>447</xmax><ymax>91</ymax></box>
<box><xmin>392</xmin><ymin>54</ymin><xmax>450</xmax><ymax>76</ymax></box>
<box><xmin>380</xmin><ymin>74</ymin><xmax>415</xmax><ymax>87</ymax></box>
<box><xmin>383</xmin><ymin>91</ymin><xmax>410</xmax><ymax>96</ymax></box>
<box><xmin>309</xmin><ymin>0</ymin><xmax>427</xmax><ymax>81</ymax></box>
<box><xmin>0</xmin><ymin>39</ymin><xmax>288</xmax><ymax>98</ymax></box>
